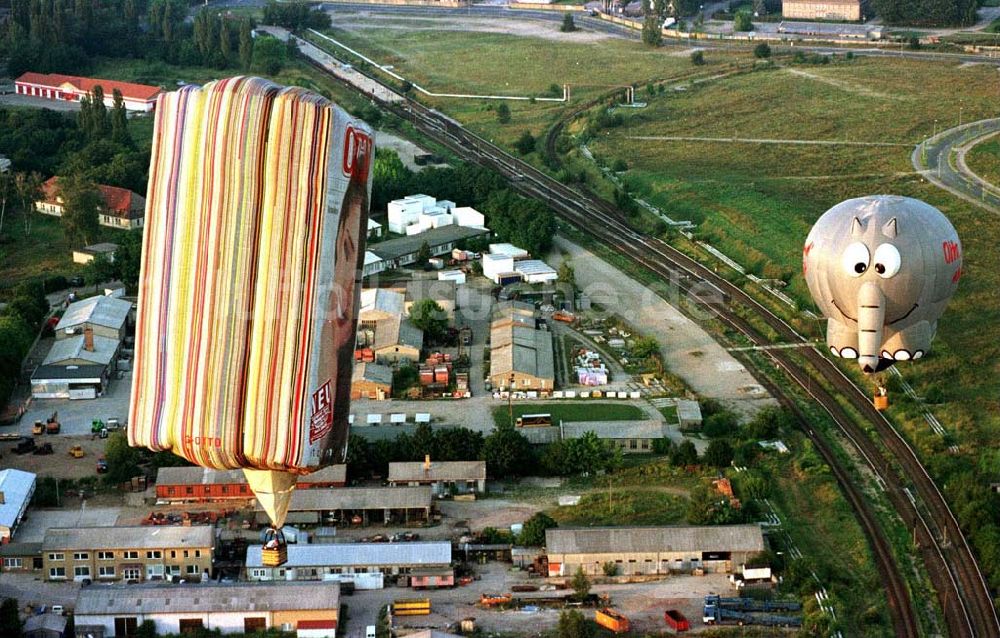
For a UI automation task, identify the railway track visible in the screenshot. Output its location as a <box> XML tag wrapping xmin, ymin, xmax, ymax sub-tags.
<box><xmin>299</xmin><ymin>38</ymin><xmax>999</xmax><ymax>636</ymax></box>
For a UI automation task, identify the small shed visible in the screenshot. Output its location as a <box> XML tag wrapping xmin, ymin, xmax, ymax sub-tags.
<box><xmin>677</xmin><ymin>400</ymin><xmax>703</xmax><ymax>429</ymax></box>
<box><xmin>24</xmin><ymin>613</ymin><xmax>67</xmax><ymax>638</ymax></box>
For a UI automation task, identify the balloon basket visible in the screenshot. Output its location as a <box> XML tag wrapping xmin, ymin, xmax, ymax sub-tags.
<box><xmin>261</xmin><ymin>528</ymin><xmax>288</xmax><ymax>567</ymax></box>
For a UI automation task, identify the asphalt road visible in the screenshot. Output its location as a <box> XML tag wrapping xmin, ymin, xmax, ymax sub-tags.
<box><xmin>912</xmin><ymin>118</ymin><xmax>1000</xmax><ymax>215</ymax></box>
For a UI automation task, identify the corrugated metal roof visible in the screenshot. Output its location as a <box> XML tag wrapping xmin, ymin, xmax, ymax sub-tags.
<box><xmin>74</xmin><ymin>581</ymin><xmax>340</xmax><ymax>615</ymax></box>
<box><xmin>246</xmin><ymin>541</ymin><xmax>451</xmax><ymax>568</ymax></box>
<box><xmin>43</xmin><ymin>526</ymin><xmax>214</xmax><ymax>552</ymax></box>
<box><xmin>514</xmin><ymin>260</ymin><xmax>557</xmax><ymax>276</ymax></box>
<box><xmin>490</xmin><ymin>328</ymin><xmax>553</xmax><ymax>381</ymax></box>
<box><xmin>561</xmin><ymin>420</ymin><xmax>667</xmax><ymax>440</ymax></box>
<box><xmin>360</xmin><ymin>289</ymin><xmax>404</xmax><ymax>316</ymax></box>
<box><xmin>489</xmin><ymin>243</ymin><xmax>528</xmax><ymax>258</ymax></box>
<box><xmin>388</xmin><ymin>461</ymin><xmax>486</xmax><ymax>482</ymax></box>
<box><xmin>677</xmin><ymin>400</ymin><xmax>702</xmax><ymax>422</ymax></box>
<box><xmin>43</xmin><ymin>333</ymin><xmax>118</xmax><ymax>366</ymax></box>
<box><xmin>254</xmin><ymin>486</ymin><xmax>432</xmax><ymax>512</ymax></box>
<box><xmin>353</xmin><ymin>362</ymin><xmax>393</xmax><ymax>386</ymax></box>
<box><xmin>24</xmin><ymin>613</ymin><xmax>67</xmax><ymax>633</ymax></box>
<box><xmin>156</xmin><ymin>465</ymin><xmax>346</xmax><ymax>487</ymax></box>
<box><xmin>0</xmin><ymin>469</ymin><xmax>34</xmax><ymax>530</ymax></box>
<box><xmin>372</xmin><ymin>316</ymin><xmax>423</xmax><ymax>352</ymax></box>
<box><xmin>546</xmin><ymin>525</ymin><xmax>765</xmax><ymax>555</ymax></box>
<box><xmin>55</xmin><ymin>295</ymin><xmax>131</xmax><ymax>333</ymax></box>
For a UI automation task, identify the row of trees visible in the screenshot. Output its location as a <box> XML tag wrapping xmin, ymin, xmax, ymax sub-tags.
<box><xmin>0</xmin><ymin>282</ymin><xmax>50</xmax><ymax>405</ymax></box>
<box><xmin>873</xmin><ymin>0</ymin><xmax>979</xmax><ymax>26</ymax></box>
<box><xmin>371</xmin><ymin>149</ymin><xmax>557</xmax><ymax>256</ymax></box>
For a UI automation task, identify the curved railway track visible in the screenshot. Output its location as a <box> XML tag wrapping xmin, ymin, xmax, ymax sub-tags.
<box><xmin>300</xmin><ymin>41</ymin><xmax>999</xmax><ymax>636</ymax></box>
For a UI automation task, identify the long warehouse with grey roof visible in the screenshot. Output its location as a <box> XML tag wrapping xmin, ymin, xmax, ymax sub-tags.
<box><xmin>545</xmin><ymin>525</ymin><xmax>765</xmax><ymax>576</ymax></box>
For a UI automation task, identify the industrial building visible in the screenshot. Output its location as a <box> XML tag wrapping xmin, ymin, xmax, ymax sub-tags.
<box><xmin>489</xmin><ymin>305</ymin><xmax>554</xmax><ymax>391</ymax></box>
<box><xmin>545</xmin><ymin>525</ymin><xmax>766</xmax><ymax>577</ymax></box>
<box><xmin>351</xmin><ymin>362</ymin><xmax>393</xmax><ymax>400</ymax></box>
<box><xmin>55</xmin><ymin>295</ymin><xmax>132</xmax><ymax>342</ymax></box>
<box><xmin>14</xmin><ymin>72</ymin><xmax>162</xmax><ymax>111</ymax></box>
<box><xmin>37</xmin><ymin>176</ymin><xmax>146</xmax><ymax>229</ymax></box>
<box><xmin>246</xmin><ymin>541</ymin><xmax>453</xmax><ymax>589</ymax></box>
<box><xmin>360</xmin><ymin>289</ymin><xmax>405</xmax><ymax>324</ymax></box>
<box><xmin>388</xmin><ymin>458</ymin><xmax>487</xmax><ymax>494</ymax></box>
<box><xmin>560</xmin><ymin>420</ymin><xmax>668</xmax><ymax>453</ymax></box>
<box><xmin>42</xmin><ymin>526</ymin><xmax>214</xmax><ymax>583</ymax></box>
<box><xmin>254</xmin><ymin>486</ymin><xmax>434</xmax><ymax>526</ymax></box>
<box><xmin>72</xmin><ymin>581</ymin><xmax>340</xmax><ymax>637</ymax></box>
<box><xmin>781</xmin><ymin>0</ymin><xmax>862</xmax><ymax>20</ymax></box>
<box><xmin>155</xmin><ymin>465</ymin><xmax>346</xmax><ymax>503</ymax></box>
<box><xmin>0</xmin><ymin>468</ymin><xmax>35</xmax><ymax>542</ymax></box>
<box><xmin>387</xmin><ymin>194</ymin><xmax>485</xmax><ymax>236</ymax></box>
<box><xmin>370</xmin><ymin>316</ymin><xmax>424</xmax><ymax>364</ymax></box>
<box><xmin>363</xmin><ymin>225</ymin><xmax>490</xmax><ymax>275</ymax></box>
<box><xmin>514</xmin><ymin>259</ymin><xmax>558</xmax><ymax>284</ymax></box>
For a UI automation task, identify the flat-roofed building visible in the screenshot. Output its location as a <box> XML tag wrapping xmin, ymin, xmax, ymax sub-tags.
<box><xmin>399</xmin><ymin>279</ymin><xmax>457</xmax><ymax>321</ymax></box>
<box><xmin>677</xmin><ymin>400</ymin><xmax>703</xmax><ymax>429</ymax></box>
<box><xmin>782</xmin><ymin>0</ymin><xmax>862</xmax><ymax>20</ymax></box>
<box><xmin>72</xmin><ymin>242</ymin><xmax>119</xmax><ymax>265</ymax></box>
<box><xmin>73</xmin><ymin>581</ymin><xmax>339</xmax><ymax>637</ymax></box>
<box><xmin>254</xmin><ymin>486</ymin><xmax>433</xmax><ymax>527</ymax></box>
<box><xmin>388</xmin><ymin>458</ymin><xmax>486</xmax><ymax>494</ymax></box>
<box><xmin>0</xmin><ymin>468</ymin><xmax>35</xmax><ymax>542</ymax></box>
<box><xmin>246</xmin><ymin>541</ymin><xmax>453</xmax><ymax>589</ymax></box>
<box><xmin>368</xmin><ymin>225</ymin><xmax>489</xmax><ymax>270</ymax></box>
<box><xmin>545</xmin><ymin>525</ymin><xmax>765</xmax><ymax>577</ymax></box>
<box><xmin>42</xmin><ymin>526</ymin><xmax>214</xmax><ymax>583</ymax></box>
<box><xmin>155</xmin><ymin>465</ymin><xmax>346</xmax><ymax>503</ymax></box>
<box><xmin>561</xmin><ymin>420</ymin><xmax>667</xmax><ymax>454</ymax></box>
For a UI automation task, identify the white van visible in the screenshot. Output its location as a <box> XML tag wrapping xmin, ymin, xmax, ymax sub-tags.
<box><xmin>366</xmin><ymin>626</ymin><xmax>377</xmax><ymax>638</ymax></box>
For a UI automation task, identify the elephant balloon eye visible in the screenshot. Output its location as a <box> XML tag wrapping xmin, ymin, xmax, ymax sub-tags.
<box><xmin>841</xmin><ymin>242</ymin><xmax>870</xmax><ymax>277</ymax></box>
<box><xmin>873</xmin><ymin>243</ymin><xmax>901</xmax><ymax>278</ymax></box>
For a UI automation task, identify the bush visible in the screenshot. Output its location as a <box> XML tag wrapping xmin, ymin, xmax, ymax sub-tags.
<box><xmin>612</xmin><ymin>158</ymin><xmax>628</xmax><ymax>172</ymax></box>
<box><xmin>602</xmin><ymin>561</ymin><xmax>618</xmax><ymax>576</ymax></box>
<box><xmin>734</xmin><ymin>11</ymin><xmax>753</xmax><ymax>31</ymax></box>
<box><xmin>753</xmin><ymin>42</ymin><xmax>771</xmax><ymax>58</ymax></box>
<box><xmin>497</xmin><ymin>103</ymin><xmax>511</xmax><ymax>124</ymax></box>
<box><xmin>561</xmin><ymin>13</ymin><xmax>577</xmax><ymax>32</ymax></box>
<box><xmin>702</xmin><ymin>411</ymin><xmax>738</xmax><ymax>438</ymax></box>
<box><xmin>690</xmin><ymin>50</ymin><xmax>705</xmax><ymax>65</ymax></box>
<box><xmin>515</xmin><ymin>130</ymin><xmax>536</xmax><ymax>155</ymax></box>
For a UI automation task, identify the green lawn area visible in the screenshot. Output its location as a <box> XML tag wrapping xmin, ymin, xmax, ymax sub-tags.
<box><xmin>966</xmin><ymin>134</ymin><xmax>1000</xmax><ymax>189</ymax></box>
<box><xmin>658</xmin><ymin>405</ymin><xmax>678</xmax><ymax>422</ymax></box>
<box><xmin>491</xmin><ymin>402</ymin><xmax>647</xmax><ymax>427</ymax></box>
<box><xmin>306</xmin><ymin>25</ymin><xmax>743</xmax><ymax>149</ymax></box>
<box><xmin>546</xmin><ymin>489</ymin><xmax>688</xmax><ymax>526</ymax></box>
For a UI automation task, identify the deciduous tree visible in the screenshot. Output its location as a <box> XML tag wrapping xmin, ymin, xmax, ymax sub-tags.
<box><xmin>58</xmin><ymin>173</ymin><xmax>101</xmax><ymax>245</ymax></box>
<box><xmin>520</xmin><ymin>512</ymin><xmax>557</xmax><ymax>546</ymax></box>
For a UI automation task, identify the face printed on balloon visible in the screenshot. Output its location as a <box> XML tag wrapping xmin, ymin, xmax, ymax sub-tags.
<box><xmin>803</xmin><ymin>196</ymin><xmax>961</xmax><ymax>374</ymax></box>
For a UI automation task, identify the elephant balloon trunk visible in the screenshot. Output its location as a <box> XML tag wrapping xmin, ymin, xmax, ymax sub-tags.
<box><xmin>857</xmin><ymin>282</ymin><xmax>885</xmax><ymax>373</ymax></box>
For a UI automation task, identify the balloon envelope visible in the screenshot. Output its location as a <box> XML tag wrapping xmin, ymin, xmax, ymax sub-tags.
<box><xmin>803</xmin><ymin>195</ymin><xmax>961</xmax><ymax>373</ymax></box>
<box><xmin>128</xmin><ymin>77</ymin><xmax>373</xmax><ymax>526</ymax></box>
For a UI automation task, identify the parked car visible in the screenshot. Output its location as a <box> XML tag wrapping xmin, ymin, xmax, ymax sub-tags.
<box><xmin>96</xmin><ymin>458</ymin><xmax>108</xmax><ymax>474</ymax></box>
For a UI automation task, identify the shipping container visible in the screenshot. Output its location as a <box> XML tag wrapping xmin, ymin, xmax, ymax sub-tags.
<box><xmin>664</xmin><ymin>609</ymin><xmax>690</xmax><ymax>631</ymax></box>
<box><xmin>595</xmin><ymin>608</ymin><xmax>630</xmax><ymax>634</ymax></box>
<box><xmin>393</xmin><ymin>598</ymin><xmax>431</xmax><ymax>616</ymax></box>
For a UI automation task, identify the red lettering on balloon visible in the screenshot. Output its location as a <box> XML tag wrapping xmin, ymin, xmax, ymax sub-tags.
<box><xmin>309</xmin><ymin>380</ymin><xmax>333</xmax><ymax>443</ymax></box>
<box><xmin>942</xmin><ymin>241</ymin><xmax>961</xmax><ymax>264</ymax></box>
<box><xmin>952</xmin><ymin>268</ymin><xmax>961</xmax><ymax>284</ymax></box>
<box><xmin>343</xmin><ymin>126</ymin><xmax>373</xmax><ymax>182</ymax></box>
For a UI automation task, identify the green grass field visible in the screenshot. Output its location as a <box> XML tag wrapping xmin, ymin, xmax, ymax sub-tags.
<box><xmin>966</xmin><ymin>134</ymin><xmax>1000</xmax><ymax>188</ymax></box>
<box><xmin>491</xmin><ymin>402</ymin><xmax>647</xmax><ymax>427</ymax></box>
<box><xmin>546</xmin><ymin>489</ymin><xmax>688</xmax><ymax>526</ymax></box>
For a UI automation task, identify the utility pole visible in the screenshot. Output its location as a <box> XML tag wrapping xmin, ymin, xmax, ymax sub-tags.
<box><xmin>508</xmin><ymin>372</ymin><xmax>515</xmax><ymax>428</ymax></box>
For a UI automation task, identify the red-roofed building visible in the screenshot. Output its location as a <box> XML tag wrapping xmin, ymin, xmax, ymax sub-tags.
<box><xmin>36</xmin><ymin>177</ymin><xmax>146</xmax><ymax>230</ymax></box>
<box><xmin>14</xmin><ymin>72</ymin><xmax>161</xmax><ymax>112</ymax></box>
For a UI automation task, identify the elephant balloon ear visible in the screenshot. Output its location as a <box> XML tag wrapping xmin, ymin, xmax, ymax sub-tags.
<box><xmin>851</xmin><ymin>216</ymin><xmax>866</xmax><ymax>236</ymax></box>
<box><xmin>882</xmin><ymin>217</ymin><xmax>898</xmax><ymax>239</ymax></box>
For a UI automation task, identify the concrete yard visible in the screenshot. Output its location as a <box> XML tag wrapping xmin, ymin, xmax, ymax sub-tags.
<box><xmin>550</xmin><ymin>236</ymin><xmax>777</xmax><ymax>418</ymax></box>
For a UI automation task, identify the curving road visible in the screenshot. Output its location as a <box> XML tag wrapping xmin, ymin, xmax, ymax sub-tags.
<box><xmin>913</xmin><ymin>118</ymin><xmax>1000</xmax><ymax>215</ymax></box>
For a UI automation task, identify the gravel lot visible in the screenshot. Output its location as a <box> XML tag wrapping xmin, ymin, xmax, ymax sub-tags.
<box><xmin>550</xmin><ymin>236</ymin><xmax>777</xmax><ymax>419</ymax></box>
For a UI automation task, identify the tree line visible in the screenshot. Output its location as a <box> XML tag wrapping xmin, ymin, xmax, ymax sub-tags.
<box><xmin>873</xmin><ymin>0</ymin><xmax>978</xmax><ymax>27</ymax></box>
<box><xmin>371</xmin><ymin>149</ymin><xmax>557</xmax><ymax>256</ymax></box>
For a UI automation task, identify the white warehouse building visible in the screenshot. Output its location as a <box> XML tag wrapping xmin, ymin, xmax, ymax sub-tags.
<box><xmin>388</xmin><ymin>194</ymin><xmax>456</xmax><ymax>235</ymax></box>
<box><xmin>482</xmin><ymin>253</ymin><xmax>515</xmax><ymax>284</ymax></box>
<box><xmin>515</xmin><ymin>260</ymin><xmax>558</xmax><ymax>284</ymax></box>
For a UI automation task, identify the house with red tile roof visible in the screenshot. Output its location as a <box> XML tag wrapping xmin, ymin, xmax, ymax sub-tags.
<box><xmin>14</xmin><ymin>72</ymin><xmax>162</xmax><ymax>112</ymax></box>
<box><xmin>36</xmin><ymin>177</ymin><xmax>146</xmax><ymax>230</ymax></box>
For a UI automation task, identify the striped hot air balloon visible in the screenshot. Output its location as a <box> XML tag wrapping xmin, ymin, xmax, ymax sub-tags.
<box><xmin>128</xmin><ymin>77</ymin><xmax>373</xmax><ymax>534</ymax></box>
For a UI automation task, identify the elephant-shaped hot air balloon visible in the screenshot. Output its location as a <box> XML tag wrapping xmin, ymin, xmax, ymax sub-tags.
<box><xmin>803</xmin><ymin>195</ymin><xmax>961</xmax><ymax>374</ymax></box>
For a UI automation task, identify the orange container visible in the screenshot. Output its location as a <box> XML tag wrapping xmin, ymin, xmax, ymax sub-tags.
<box><xmin>595</xmin><ymin>608</ymin><xmax>631</xmax><ymax>634</ymax></box>
<box><xmin>874</xmin><ymin>394</ymin><xmax>889</xmax><ymax>411</ymax></box>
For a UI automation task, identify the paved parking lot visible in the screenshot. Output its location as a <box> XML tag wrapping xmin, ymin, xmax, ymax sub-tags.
<box><xmin>16</xmin><ymin>371</ymin><xmax>132</xmax><ymax>437</ymax></box>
